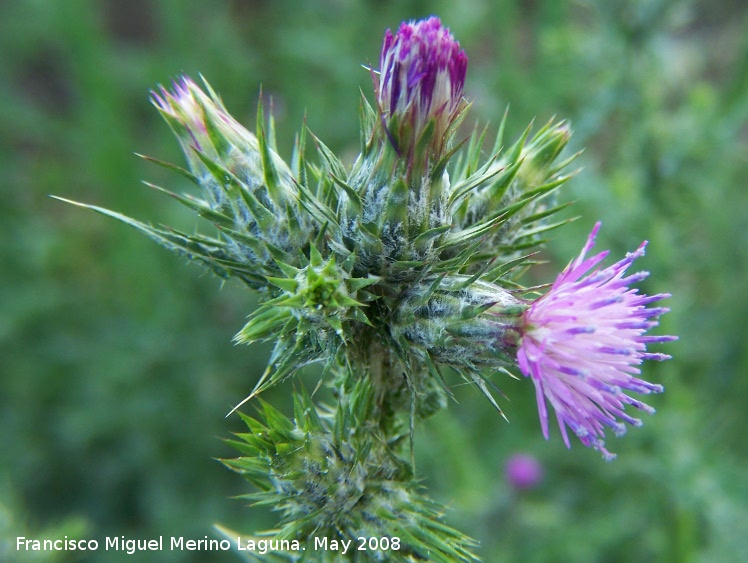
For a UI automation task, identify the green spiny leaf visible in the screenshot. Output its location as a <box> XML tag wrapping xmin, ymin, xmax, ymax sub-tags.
<box><xmin>135</xmin><ymin>153</ymin><xmax>199</xmax><ymax>184</ymax></box>
<box><xmin>192</xmin><ymin>149</ymin><xmax>277</xmax><ymax>231</ymax></box>
<box><xmin>491</xmin><ymin>105</ymin><xmax>510</xmax><ymax>156</ymax></box>
<box><xmin>430</xmin><ymin>135</ymin><xmax>469</xmax><ymax>182</ymax></box>
<box><xmin>196</xmin><ymin>95</ymin><xmax>233</xmax><ymax>157</ymax></box>
<box><xmin>331</xmin><ymin>174</ymin><xmax>362</xmax><ymax>212</ymax></box>
<box><xmin>448</xmin><ymin>159</ymin><xmax>507</xmax><ymax>209</ymax></box>
<box><xmin>310</xmin><ymin>130</ymin><xmax>347</xmax><ymax>180</ymax></box>
<box><xmin>383</xmin><ymin>177</ymin><xmax>409</xmax><ymax>226</ymax></box>
<box><xmin>347</xmin><ymin>276</ymin><xmax>379</xmax><ymax>292</ymax></box>
<box><xmin>274</xmin><ymin>260</ymin><xmax>301</xmax><ymax>279</ymax></box>
<box><xmin>442</xmin><ymin>211</ymin><xmax>508</xmax><ymax>248</ymax></box>
<box><xmin>265</xmin><ymin>277</ymin><xmax>299</xmax><ymax>293</ymax></box>
<box><xmin>359</xmin><ymin>90</ymin><xmax>377</xmax><ymax>156</ymax></box>
<box><xmin>291</xmin><ymin>119</ymin><xmax>308</xmax><ymax>189</ymax></box>
<box><xmin>256</xmin><ymin>94</ymin><xmax>284</xmax><ymax>205</ymax></box>
<box><xmin>51</xmin><ymin>197</ymin><xmax>233</xmax><ymax>278</ymax></box>
<box><xmin>308</xmin><ymin>243</ymin><xmax>324</xmax><ymax>268</ymax></box>
<box><xmin>515</xmin><ymin>215</ymin><xmax>578</xmax><ymax>240</ymax></box>
<box><xmin>141</xmin><ymin>181</ymin><xmax>234</xmax><ymax>228</ymax></box>
<box><xmin>520</xmin><ymin>200</ymin><xmax>575</xmax><ymax>225</ymax></box>
<box><xmin>258</xmin><ymin>399</ymin><xmax>296</xmax><ymax>438</ymax></box>
<box><xmin>294</xmin><ymin>179</ymin><xmax>339</xmax><ymax>228</ymax></box>
<box><xmin>413</xmin><ymin>225</ymin><xmax>451</xmax><ymax>252</ymax></box>
<box><xmin>234</xmin><ymin>316</ymin><xmax>292</xmax><ymax>346</ymax></box>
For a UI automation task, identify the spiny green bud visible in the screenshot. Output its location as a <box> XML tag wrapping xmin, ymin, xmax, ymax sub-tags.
<box><xmin>515</xmin><ymin>119</ymin><xmax>572</xmax><ymax>188</ymax></box>
<box><xmin>390</xmin><ymin>276</ymin><xmax>526</xmax><ymax>415</ymax></box>
<box><xmin>490</xmin><ymin>120</ymin><xmax>575</xmax><ymax>253</ymax></box>
<box><xmin>151</xmin><ymin>76</ymin><xmax>312</xmax><ymax>271</ymax></box>
<box><xmin>237</xmin><ymin>246</ymin><xmax>378</xmax><ymax>345</ymax></box>
<box><xmin>230</xmin><ymin>247</ymin><xmax>380</xmax><ymax>398</ymax></box>
<box><xmin>222</xmin><ymin>385</ymin><xmax>479</xmax><ymax>562</ymax></box>
<box><xmin>152</xmin><ymin>76</ymin><xmax>296</xmax><ymax>205</ymax></box>
<box><xmin>393</xmin><ymin>276</ymin><xmax>526</xmax><ymax>370</ymax></box>
<box><xmin>448</xmin><ymin>118</ymin><xmax>577</xmax><ymax>271</ymax></box>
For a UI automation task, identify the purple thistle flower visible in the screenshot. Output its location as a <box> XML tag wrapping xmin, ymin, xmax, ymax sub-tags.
<box><xmin>377</xmin><ymin>17</ymin><xmax>467</xmax><ymax>158</ymax></box>
<box><xmin>505</xmin><ymin>454</ymin><xmax>543</xmax><ymax>490</ymax></box>
<box><xmin>517</xmin><ymin>222</ymin><xmax>677</xmax><ymax>460</ymax></box>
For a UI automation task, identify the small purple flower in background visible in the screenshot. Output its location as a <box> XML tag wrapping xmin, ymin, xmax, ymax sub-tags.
<box><xmin>377</xmin><ymin>17</ymin><xmax>467</xmax><ymax>157</ymax></box>
<box><xmin>505</xmin><ymin>454</ymin><xmax>543</xmax><ymax>490</ymax></box>
<box><xmin>517</xmin><ymin>222</ymin><xmax>677</xmax><ymax>460</ymax></box>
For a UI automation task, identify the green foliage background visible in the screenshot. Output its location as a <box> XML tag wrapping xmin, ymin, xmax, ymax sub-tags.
<box><xmin>1</xmin><ymin>0</ymin><xmax>746</xmax><ymax>561</ymax></box>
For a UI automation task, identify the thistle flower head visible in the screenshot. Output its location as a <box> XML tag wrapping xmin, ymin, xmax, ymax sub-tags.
<box><xmin>517</xmin><ymin>223</ymin><xmax>676</xmax><ymax>460</ymax></box>
<box><xmin>377</xmin><ymin>17</ymin><xmax>467</xmax><ymax>160</ymax></box>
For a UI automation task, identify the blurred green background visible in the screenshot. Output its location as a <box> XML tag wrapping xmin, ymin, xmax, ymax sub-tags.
<box><xmin>1</xmin><ymin>0</ymin><xmax>746</xmax><ymax>561</ymax></box>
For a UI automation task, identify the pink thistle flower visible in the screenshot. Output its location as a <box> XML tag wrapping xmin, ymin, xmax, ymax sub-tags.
<box><xmin>517</xmin><ymin>222</ymin><xmax>676</xmax><ymax>460</ymax></box>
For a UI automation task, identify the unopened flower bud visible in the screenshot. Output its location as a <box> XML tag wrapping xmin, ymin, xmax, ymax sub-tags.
<box><xmin>377</xmin><ymin>17</ymin><xmax>467</xmax><ymax>161</ymax></box>
<box><xmin>516</xmin><ymin>121</ymin><xmax>572</xmax><ymax>188</ymax></box>
<box><xmin>393</xmin><ymin>277</ymin><xmax>526</xmax><ymax>369</ymax></box>
<box><xmin>152</xmin><ymin>77</ymin><xmax>256</xmax><ymax>172</ymax></box>
<box><xmin>152</xmin><ymin>76</ymin><xmax>297</xmax><ymax>211</ymax></box>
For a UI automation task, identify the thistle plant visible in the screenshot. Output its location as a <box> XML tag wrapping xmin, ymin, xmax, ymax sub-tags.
<box><xmin>57</xmin><ymin>16</ymin><xmax>675</xmax><ymax>562</ymax></box>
